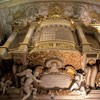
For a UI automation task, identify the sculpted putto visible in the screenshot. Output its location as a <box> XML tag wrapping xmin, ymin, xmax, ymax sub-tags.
<box><xmin>16</xmin><ymin>69</ymin><xmax>41</xmax><ymax>100</ymax></box>
<box><xmin>0</xmin><ymin>77</ymin><xmax>12</xmax><ymax>95</ymax></box>
<box><xmin>34</xmin><ymin>66</ymin><xmax>44</xmax><ymax>77</ymax></box>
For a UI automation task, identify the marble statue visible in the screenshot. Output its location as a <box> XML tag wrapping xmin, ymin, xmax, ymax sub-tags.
<box><xmin>70</xmin><ymin>71</ymin><xmax>86</xmax><ymax>96</ymax></box>
<box><xmin>32</xmin><ymin>88</ymin><xmax>38</xmax><ymax>99</ymax></box>
<box><xmin>49</xmin><ymin>62</ymin><xmax>59</xmax><ymax>73</ymax></box>
<box><xmin>34</xmin><ymin>66</ymin><xmax>44</xmax><ymax>77</ymax></box>
<box><xmin>70</xmin><ymin>74</ymin><xmax>80</xmax><ymax>91</ymax></box>
<box><xmin>20</xmin><ymin>76</ymin><xmax>26</xmax><ymax>96</ymax></box>
<box><xmin>0</xmin><ymin>77</ymin><xmax>12</xmax><ymax>95</ymax></box>
<box><xmin>16</xmin><ymin>69</ymin><xmax>42</xmax><ymax>100</ymax></box>
<box><xmin>86</xmin><ymin>59</ymin><xmax>97</xmax><ymax>89</ymax></box>
<box><xmin>45</xmin><ymin>58</ymin><xmax>63</xmax><ymax>74</ymax></box>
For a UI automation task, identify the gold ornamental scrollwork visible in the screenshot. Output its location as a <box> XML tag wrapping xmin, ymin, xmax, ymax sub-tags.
<box><xmin>34</xmin><ymin>41</ymin><xmax>76</xmax><ymax>51</ymax></box>
<box><xmin>48</xmin><ymin>3</ymin><xmax>64</xmax><ymax>18</ymax></box>
<box><xmin>27</xmin><ymin>50</ymin><xmax>81</xmax><ymax>70</ymax></box>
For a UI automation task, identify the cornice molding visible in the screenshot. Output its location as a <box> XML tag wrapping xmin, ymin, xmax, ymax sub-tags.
<box><xmin>0</xmin><ymin>0</ymin><xmax>100</xmax><ymax>8</ymax></box>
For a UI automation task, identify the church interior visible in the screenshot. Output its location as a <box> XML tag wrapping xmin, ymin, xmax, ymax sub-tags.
<box><xmin>0</xmin><ymin>0</ymin><xmax>100</xmax><ymax>100</ymax></box>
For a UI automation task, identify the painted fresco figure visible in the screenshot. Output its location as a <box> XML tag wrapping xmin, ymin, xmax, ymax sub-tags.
<box><xmin>16</xmin><ymin>69</ymin><xmax>41</xmax><ymax>100</ymax></box>
<box><xmin>86</xmin><ymin>59</ymin><xmax>97</xmax><ymax>89</ymax></box>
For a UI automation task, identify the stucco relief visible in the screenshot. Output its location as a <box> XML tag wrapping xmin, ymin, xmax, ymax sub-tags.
<box><xmin>0</xmin><ymin>8</ymin><xmax>12</xmax><ymax>35</ymax></box>
<box><xmin>11</xmin><ymin>3</ymin><xmax>99</xmax><ymax>26</ymax></box>
<box><xmin>38</xmin><ymin>3</ymin><xmax>48</xmax><ymax>16</ymax></box>
<box><xmin>0</xmin><ymin>1</ymin><xmax>100</xmax><ymax>40</ymax></box>
<box><xmin>89</xmin><ymin>11</ymin><xmax>100</xmax><ymax>24</ymax></box>
<box><xmin>72</xmin><ymin>4</ymin><xmax>90</xmax><ymax>25</ymax></box>
<box><xmin>0</xmin><ymin>1</ymin><xmax>100</xmax><ymax>99</ymax></box>
<box><xmin>88</xmin><ymin>4</ymin><xmax>100</xmax><ymax>14</ymax></box>
<box><xmin>9</xmin><ymin>4</ymin><xmax>39</xmax><ymax>31</ymax></box>
<box><xmin>64</xmin><ymin>3</ymin><xmax>74</xmax><ymax>17</ymax></box>
<box><xmin>27</xmin><ymin>50</ymin><xmax>81</xmax><ymax>70</ymax></box>
<box><xmin>25</xmin><ymin>4</ymin><xmax>39</xmax><ymax>17</ymax></box>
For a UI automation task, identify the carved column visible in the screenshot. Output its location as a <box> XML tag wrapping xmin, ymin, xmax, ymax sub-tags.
<box><xmin>76</xmin><ymin>25</ymin><xmax>92</xmax><ymax>52</ymax></box>
<box><xmin>18</xmin><ymin>25</ymin><xmax>35</xmax><ymax>52</ymax></box>
<box><xmin>0</xmin><ymin>32</ymin><xmax>17</xmax><ymax>57</ymax></box>
<box><xmin>11</xmin><ymin>25</ymin><xmax>36</xmax><ymax>87</ymax></box>
<box><xmin>12</xmin><ymin>24</ymin><xmax>36</xmax><ymax>66</ymax></box>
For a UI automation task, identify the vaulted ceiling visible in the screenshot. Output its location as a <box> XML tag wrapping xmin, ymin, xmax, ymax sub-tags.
<box><xmin>0</xmin><ymin>0</ymin><xmax>100</xmax><ymax>45</ymax></box>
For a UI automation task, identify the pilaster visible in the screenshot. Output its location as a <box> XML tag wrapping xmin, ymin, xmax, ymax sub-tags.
<box><xmin>76</xmin><ymin>25</ymin><xmax>92</xmax><ymax>52</ymax></box>
<box><xmin>0</xmin><ymin>32</ymin><xmax>17</xmax><ymax>57</ymax></box>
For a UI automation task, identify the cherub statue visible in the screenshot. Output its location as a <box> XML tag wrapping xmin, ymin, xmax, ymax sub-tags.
<box><xmin>70</xmin><ymin>69</ymin><xmax>86</xmax><ymax>96</ymax></box>
<box><xmin>0</xmin><ymin>78</ymin><xmax>6</xmax><ymax>95</ymax></box>
<box><xmin>0</xmin><ymin>77</ymin><xmax>12</xmax><ymax>95</ymax></box>
<box><xmin>86</xmin><ymin>59</ymin><xmax>97</xmax><ymax>89</ymax></box>
<box><xmin>34</xmin><ymin>66</ymin><xmax>44</xmax><ymax>77</ymax></box>
<box><xmin>20</xmin><ymin>76</ymin><xmax>26</xmax><ymax>96</ymax></box>
<box><xmin>48</xmin><ymin>62</ymin><xmax>59</xmax><ymax>73</ymax></box>
<box><xmin>32</xmin><ymin>88</ymin><xmax>38</xmax><ymax>99</ymax></box>
<box><xmin>16</xmin><ymin>69</ymin><xmax>41</xmax><ymax>100</ymax></box>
